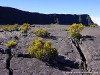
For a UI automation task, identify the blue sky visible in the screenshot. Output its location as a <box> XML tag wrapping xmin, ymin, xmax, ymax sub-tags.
<box><xmin>0</xmin><ymin>0</ymin><xmax>100</xmax><ymax>25</ymax></box>
<box><xmin>0</xmin><ymin>0</ymin><xmax>99</xmax><ymax>16</ymax></box>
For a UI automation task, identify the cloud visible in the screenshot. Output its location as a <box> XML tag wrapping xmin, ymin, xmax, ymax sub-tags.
<box><xmin>91</xmin><ymin>16</ymin><xmax>100</xmax><ymax>26</ymax></box>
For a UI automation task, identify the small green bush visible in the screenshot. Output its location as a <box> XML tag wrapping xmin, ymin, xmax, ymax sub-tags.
<box><xmin>34</xmin><ymin>29</ymin><xmax>50</xmax><ymax>37</ymax></box>
<box><xmin>20</xmin><ymin>23</ymin><xmax>31</xmax><ymax>33</ymax></box>
<box><xmin>1</xmin><ymin>24</ymin><xmax>19</xmax><ymax>31</ymax></box>
<box><xmin>6</xmin><ymin>40</ymin><xmax>17</xmax><ymax>47</ymax></box>
<box><xmin>68</xmin><ymin>23</ymin><xmax>85</xmax><ymax>40</ymax></box>
<box><xmin>90</xmin><ymin>24</ymin><xmax>95</xmax><ymax>28</ymax></box>
<box><xmin>70</xmin><ymin>32</ymin><xmax>82</xmax><ymax>40</ymax></box>
<box><xmin>28</xmin><ymin>38</ymin><xmax>58</xmax><ymax>61</ymax></box>
<box><xmin>12</xmin><ymin>24</ymin><xmax>19</xmax><ymax>30</ymax></box>
<box><xmin>1</xmin><ymin>26</ymin><xmax>9</xmax><ymax>31</ymax></box>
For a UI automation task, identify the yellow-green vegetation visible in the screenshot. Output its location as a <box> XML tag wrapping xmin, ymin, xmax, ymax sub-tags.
<box><xmin>28</xmin><ymin>38</ymin><xmax>58</xmax><ymax>61</ymax></box>
<box><xmin>68</xmin><ymin>23</ymin><xmax>85</xmax><ymax>40</ymax></box>
<box><xmin>70</xmin><ymin>32</ymin><xmax>82</xmax><ymax>40</ymax></box>
<box><xmin>90</xmin><ymin>24</ymin><xmax>96</xmax><ymax>28</ymax></box>
<box><xmin>20</xmin><ymin>23</ymin><xmax>31</xmax><ymax>33</ymax></box>
<box><xmin>34</xmin><ymin>29</ymin><xmax>50</xmax><ymax>37</ymax></box>
<box><xmin>1</xmin><ymin>24</ymin><xmax>19</xmax><ymax>31</ymax></box>
<box><xmin>6</xmin><ymin>40</ymin><xmax>17</xmax><ymax>47</ymax></box>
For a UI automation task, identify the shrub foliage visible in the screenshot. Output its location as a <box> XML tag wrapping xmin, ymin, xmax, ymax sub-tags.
<box><xmin>34</xmin><ymin>29</ymin><xmax>50</xmax><ymax>37</ymax></box>
<box><xmin>68</xmin><ymin>23</ymin><xmax>85</xmax><ymax>40</ymax></box>
<box><xmin>90</xmin><ymin>24</ymin><xmax>96</xmax><ymax>28</ymax></box>
<box><xmin>20</xmin><ymin>23</ymin><xmax>31</xmax><ymax>33</ymax></box>
<box><xmin>6</xmin><ymin>40</ymin><xmax>17</xmax><ymax>47</ymax></box>
<box><xmin>1</xmin><ymin>24</ymin><xmax>19</xmax><ymax>31</ymax></box>
<box><xmin>28</xmin><ymin>38</ymin><xmax>58</xmax><ymax>61</ymax></box>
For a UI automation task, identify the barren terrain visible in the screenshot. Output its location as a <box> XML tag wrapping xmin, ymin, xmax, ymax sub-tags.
<box><xmin>0</xmin><ymin>25</ymin><xmax>100</xmax><ymax>75</ymax></box>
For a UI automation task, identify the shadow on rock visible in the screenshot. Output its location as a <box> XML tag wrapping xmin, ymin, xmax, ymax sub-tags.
<box><xmin>82</xmin><ymin>35</ymin><xmax>96</xmax><ymax>41</ymax></box>
<box><xmin>45</xmin><ymin>55</ymin><xmax>79</xmax><ymax>71</ymax></box>
<box><xmin>0</xmin><ymin>48</ymin><xmax>5</xmax><ymax>54</ymax></box>
<box><xmin>44</xmin><ymin>35</ymin><xmax>57</xmax><ymax>40</ymax></box>
<box><xmin>18</xmin><ymin>54</ymin><xmax>34</xmax><ymax>58</ymax></box>
<box><xmin>17</xmin><ymin>54</ymin><xmax>79</xmax><ymax>71</ymax></box>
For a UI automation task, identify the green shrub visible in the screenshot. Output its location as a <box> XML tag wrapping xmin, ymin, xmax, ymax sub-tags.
<box><xmin>1</xmin><ymin>24</ymin><xmax>19</xmax><ymax>31</ymax></box>
<box><xmin>68</xmin><ymin>23</ymin><xmax>85</xmax><ymax>40</ymax></box>
<box><xmin>70</xmin><ymin>32</ymin><xmax>82</xmax><ymax>40</ymax></box>
<box><xmin>12</xmin><ymin>24</ymin><xmax>19</xmax><ymax>30</ymax></box>
<box><xmin>1</xmin><ymin>26</ymin><xmax>9</xmax><ymax>31</ymax></box>
<box><xmin>90</xmin><ymin>24</ymin><xmax>95</xmax><ymax>28</ymax></box>
<box><xmin>34</xmin><ymin>29</ymin><xmax>50</xmax><ymax>37</ymax></box>
<box><xmin>6</xmin><ymin>40</ymin><xmax>17</xmax><ymax>47</ymax></box>
<box><xmin>28</xmin><ymin>38</ymin><xmax>58</xmax><ymax>61</ymax></box>
<box><xmin>20</xmin><ymin>23</ymin><xmax>31</xmax><ymax>33</ymax></box>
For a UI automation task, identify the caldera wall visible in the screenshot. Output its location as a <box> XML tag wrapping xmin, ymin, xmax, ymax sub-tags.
<box><xmin>0</xmin><ymin>6</ymin><xmax>94</xmax><ymax>26</ymax></box>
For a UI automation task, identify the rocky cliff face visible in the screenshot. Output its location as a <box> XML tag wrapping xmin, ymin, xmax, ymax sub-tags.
<box><xmin>0</xmin><ymin>6</ymin><xmax>94</xmax><ymax>26</ymax></box>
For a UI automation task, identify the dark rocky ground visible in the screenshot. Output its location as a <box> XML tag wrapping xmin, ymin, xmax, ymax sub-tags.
<box><xmin>0</xmin><ymin>25</ymin><xmax>100</xmax><ymax>75</ymax></box>
<box><xmin>80</xmin><ymin>27</ymin><xmax>100</xmax><ymax>75</ymax></box>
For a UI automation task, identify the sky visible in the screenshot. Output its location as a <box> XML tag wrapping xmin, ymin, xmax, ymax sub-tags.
<box><xmin>0</xmin><ymin>0</ymin><xmax>100</xmax><ymax>25</ymax></box>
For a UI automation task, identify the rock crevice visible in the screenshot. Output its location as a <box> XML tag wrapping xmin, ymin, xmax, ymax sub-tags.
<box><xmin>6</xmin><ymin>48</ymin><xmax>13</xmax><ymax>75</ymax></box>
<box><xmin>71</xmin><ymin>39</ymin><xmax>87</xmax><ymax>71</ymax></box>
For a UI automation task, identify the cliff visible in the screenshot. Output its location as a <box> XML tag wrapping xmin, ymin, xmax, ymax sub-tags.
<box><xmin>0</xmin><ymin>6</ymin><xmax>94</xmax><ymax>25</ymax></box>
